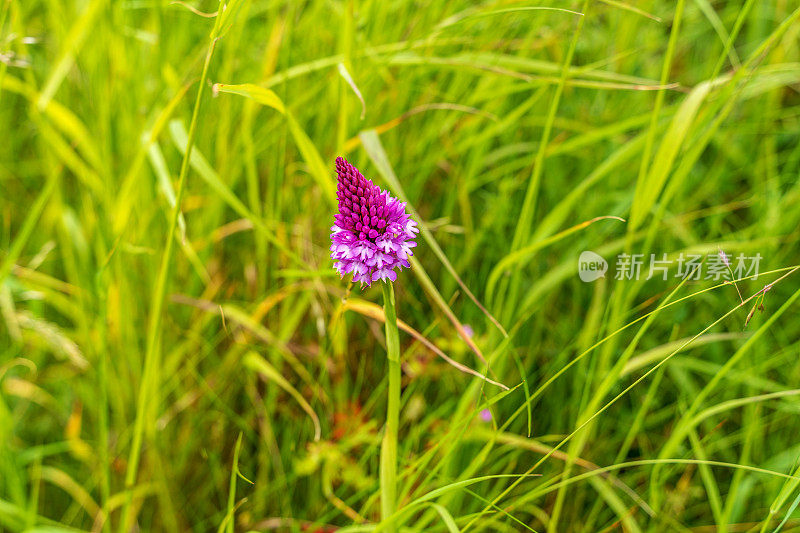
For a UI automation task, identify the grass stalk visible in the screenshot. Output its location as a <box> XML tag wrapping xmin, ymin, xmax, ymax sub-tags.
<box><xmin>380</xmin><ymin>280</ymin><xmax>401</xmax><ymax>532</ymax></box>
<box><xmin>117</xmin><ymin>3</ymin><xmax>226</xmax><ymax>531</ymax></box>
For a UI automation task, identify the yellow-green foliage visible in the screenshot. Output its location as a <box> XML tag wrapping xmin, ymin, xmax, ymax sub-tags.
<box><xmin>2</xmin><ymin>0</ymin><xmax>800</xmax><ymax>531</ymax></box>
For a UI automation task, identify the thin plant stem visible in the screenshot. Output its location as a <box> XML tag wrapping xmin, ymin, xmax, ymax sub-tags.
<box><xmin>380</xmin><ymin>280</ymin><xmax>401</xmax><ymax>532</ymax></box>
<box><xmin>118</xmin><ymin>3</ymin><xmax>226</xmax><ymax>531</ymax></box>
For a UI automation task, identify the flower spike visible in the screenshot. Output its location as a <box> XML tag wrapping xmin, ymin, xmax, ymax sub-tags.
<box><xmin>330</xmin><ymin>157</ymin><xmax>418</xmax><ymax>286</ymax></box>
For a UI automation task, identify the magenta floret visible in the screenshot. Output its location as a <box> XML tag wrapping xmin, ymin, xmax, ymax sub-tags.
<box><xmin>330</xmin><ymin>157</ymin><xmax>418</xmax><ymax>286</ymax></box>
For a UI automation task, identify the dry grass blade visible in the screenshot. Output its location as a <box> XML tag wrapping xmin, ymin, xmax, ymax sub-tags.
<box><xmin>344</xmin><ymin>298</ymin><xmax>509</xmax><ymax>390</ymax></box>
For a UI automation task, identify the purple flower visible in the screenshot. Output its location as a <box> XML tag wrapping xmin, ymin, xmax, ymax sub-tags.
<box><xmin>479</xmin><ymin>409</ymin><xmax>492</xmax><ymax>422</ymax></box>
<box><xmin>331</xmin><ymin>157</ymin><xmax>418</xmax><ymax>286</ymax></box>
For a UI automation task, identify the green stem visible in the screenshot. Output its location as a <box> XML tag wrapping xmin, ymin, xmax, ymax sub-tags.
<box><xmin>380</xmin><ymin>281</ymin><xmax>401</xmax><ymax>531</ymax></box>
<box><xmin>118</xmin><ymin>3</ymin><xmax>226</xmax><ymax>531</ymax></box>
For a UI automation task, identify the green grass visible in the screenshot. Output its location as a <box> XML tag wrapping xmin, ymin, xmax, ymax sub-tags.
<box><xmin>2</xmin><ymin>0</ymin><xmax>800</xmax><ymax>531</ymax></box>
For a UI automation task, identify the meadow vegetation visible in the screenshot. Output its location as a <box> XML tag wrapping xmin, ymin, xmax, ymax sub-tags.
<box><xmin>2</xmin><ymin>0</ymin><xmax>800</xmax><ymax>531</ymax></box>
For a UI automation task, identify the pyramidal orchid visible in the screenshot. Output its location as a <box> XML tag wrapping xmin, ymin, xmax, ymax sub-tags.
<box><xmin>330</xmin><ymin>156</ymin><xmax>418</xmax><ymax>531</ymax></box>
<box><xmin>331</xmin><ymin>157</ymin><xmax>418</xmax><ymax>286</ymax></box>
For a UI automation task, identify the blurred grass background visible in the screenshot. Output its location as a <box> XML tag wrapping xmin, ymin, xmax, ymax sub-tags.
<box><xmin>2</xmin><ymin>0</ymin><xmax>800</xmax><ymax>531</ymax></box>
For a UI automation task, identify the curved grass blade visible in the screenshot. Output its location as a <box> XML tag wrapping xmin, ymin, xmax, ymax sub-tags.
<box><xmin>343</xmin><ymin>298</ymin><xmax>508</xmax><ymax>390</ymax></box>
<box><xmin>359</xmin><ymin>128</ymin><xmax>507</xmax><ymax>338</ymax></box>
<box><xmin>244</xmin><ymin>351</ymin><xmax>321</xmax><ymax>441</ymax></box>
<box><xmin>212</xmin><ymin>82</ymin><xmax>335</xmax><ymax>203</ymax></box>
<box><xmin>486</xmin><ymin>215</ymin><xmax>625</xmax><ymax>302</ymax></box>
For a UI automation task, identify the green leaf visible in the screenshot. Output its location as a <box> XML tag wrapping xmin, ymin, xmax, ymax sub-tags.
<box><xmin>244</xmin><ymin>352</ymin><xmax>321</xmax><ymax>441</ymax></box>
<box><xmin>212</xmin><ymin>83</ymin><xmax>335</xmax><ymax>203</ymax></box>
